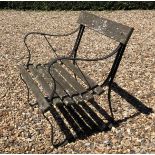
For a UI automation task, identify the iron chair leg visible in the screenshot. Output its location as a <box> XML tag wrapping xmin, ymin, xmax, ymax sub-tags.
<box><xmin>43</xmin><ymin>111</ymin><xmax>68</xmax><ymax>148</ymax></box>
<box><xmin>102</xmin><ymin>44</ymin><xmax>126</xmax><ymax>119</ymax></box>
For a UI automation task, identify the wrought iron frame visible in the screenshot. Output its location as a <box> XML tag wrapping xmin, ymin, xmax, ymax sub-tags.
<box><xmin>23</xmin><ymin>24</ymin><xmax>127</xmax><ymax>118</ymax></box>
<box><xmin>22</xmin><ymin>22</ymin><xmax>129</xmax><ymax>147</ymax></box>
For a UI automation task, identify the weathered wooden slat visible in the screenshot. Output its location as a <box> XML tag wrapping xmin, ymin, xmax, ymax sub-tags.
<box><xmin>23</xmin><ymin>66</ymin><xmax>62</xmax><ymax>106</ymax></box>
<box><xmin>29</xmin><ymin>65</ymin><xmax>64</xmax><ymax>106</ymax></box>
<box><xmin>29</xmin><ymin>65</ymin><xmax>54</xmax><ymax>99</ymax></box>
<box><xmin>37</xmin><ymin>65</ymin><xmax>75</xmax><ymax>105</ymax></box>
<box><xmin>49</xmin><ymin>66</ymin><xmax>84</xmax><ymax>104</ymax></box>
<box><xmin>53</xmin><ymin>63</ymin><xmax>94</xmax><ymax>101</ymax></box>
<box><xmin>77</xmin><ymin>11</ymin><xmax>134</xmax><ymax>44</ymax></box>
<box><xmin>18</xmin><ymin>65</ymin><xmax>50</xmax><ymax>113</ymax></box>
<box><xmin>62</xmin><ymin>60</ymin><xmax>104</xmax><ymax>95</ymax></box>
<box><xmin>36</xmin><ymin>65</ymin><xmax>66</xmax><ymax>98</ymax></box>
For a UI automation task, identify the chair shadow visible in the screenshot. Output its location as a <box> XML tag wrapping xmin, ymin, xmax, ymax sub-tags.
<box><xmin>48</xmin><ymin>82</ymin><xmax>153</xmax><ymax>147</ymax></box>
<box><xmin>111</xmin><ymin>82</ymin><xmax>153</xmax><ymax>115</ymax></box>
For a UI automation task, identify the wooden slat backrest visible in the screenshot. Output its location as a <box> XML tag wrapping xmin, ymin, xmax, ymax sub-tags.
<box><xmin>77</xmin><ymin>11</ymin><xmax>134</xmax><ymax>44</ymax></box>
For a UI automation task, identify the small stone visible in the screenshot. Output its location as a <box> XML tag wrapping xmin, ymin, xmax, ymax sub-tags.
<box><xmin>8</xmin><ymin>126</ymin><xmax>14</xmax><ymax>131</ymax></box>
<box><xmin>85</xmin><ymin>142</ymin><xmax>91</xmax><ymax>146</ymax></box>
<box><xmin>0</xmin><ymin>10</ymin><xmax>154</xmax><ymax>154</ymax></box>
<box><xmin>111</xmin><ymin>138</ymin><xmax>117</xmax><ymax>144</ymax></box>
<box><xmin>111</xmin><ymin>127</ymin><xmax>117</xmax><ymax>132</ymax></box>
<box><xmin>127</xmin><ymin>128</ymin><xmax>130</xmax><ymax>133</ymax></box>
<box><xmin>27</xmin><ymin>138</ymin><xmax>33</xmax><ymax>142</ymax></box>
<box><xmin>130</xmin><ymin>150</ymin><xmax>136</xmax><ymax>153</ymax></box>
<box><xmin>103</xmin><ymin>140</ymin><xmax>111</xmax><ymax>146</ymax></box>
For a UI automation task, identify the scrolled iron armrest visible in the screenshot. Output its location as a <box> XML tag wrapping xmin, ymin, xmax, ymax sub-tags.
<box><xmin>47</xmin><ymin>43</ymin><xmax>122</xmax><ymax>73</ymax></box>
<box><xmin>23</xmin><ymin>26</ymin><xmax>80</xmax><ymax>68</ymax></box>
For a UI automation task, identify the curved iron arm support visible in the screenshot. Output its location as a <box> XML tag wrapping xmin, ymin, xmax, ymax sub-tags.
<box><xmin>47</xmin><ymin>43</ymin><xmax>122</xmax><ymax>73</ymax></box>
<box><xmin>101</xmin><ymin>43</ymin><xmax>126</xmax><ymax>87</ymax></box>
<box><xmin>102</xmin><ymin>44</ymin><xmax>126</xmax><ymax>119</ymax></box>
<box><xmin>42</xmin><ymin>112</ymin><xmax>68</xmax><ymax>148</ymax></box>
<box><xmin>23</xmin><ymin>26</ymin><xmax>80</xmax><ymax>68</ymax></box>
<box><xmin>47</xmin><ymin>43</ymin><xmax>124</xmax><ymax>120</ymax></box>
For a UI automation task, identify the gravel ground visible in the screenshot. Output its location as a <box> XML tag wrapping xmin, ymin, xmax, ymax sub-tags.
<box><xmin>0</xmin><ymin>10</ymin><xmax>155</xmax><ymax>153</ymax></box>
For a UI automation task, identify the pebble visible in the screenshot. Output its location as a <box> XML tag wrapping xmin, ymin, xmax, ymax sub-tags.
<box><xmin>1</xmin><ymin>10</ymin><xmax>154</xmax><ymax>153</ymax></box>
<box><xmin>111</xmin><ymin>127</ymin><xmax>117</xmax><ymax>132</ymax></box>
<box><xmin>85</xmin><ymin>142</ymin><xmax>91</xmax><ymax>146</ymax></box>
<box><xmin>103</xmin><ymin>140</ymin><xmax>111</xmax><ymax>146</ymax></box>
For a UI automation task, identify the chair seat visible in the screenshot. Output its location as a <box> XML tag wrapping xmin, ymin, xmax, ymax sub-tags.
<box><xmin>19</xmin><ymin>60</ymin><xmax>104</xmax><ymax>113</ymax></box>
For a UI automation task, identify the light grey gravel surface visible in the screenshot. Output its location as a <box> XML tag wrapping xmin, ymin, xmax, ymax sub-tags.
<box><xmin>0</xmin><ymin>10</ymin><xmax>155</xmax><ymax>153</ymax></box>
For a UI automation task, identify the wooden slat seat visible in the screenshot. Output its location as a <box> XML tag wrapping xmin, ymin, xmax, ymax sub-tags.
<box><xmin>53</xmin><ymin>63</ymin><xmax>94</xmax><ymax>102</ymax></box>
<box><xmin>19</xmin><ymin>60</ymin><xmax>102</xmax><ymax>111</ymax></box>
<box><xmin>19</xmin><ymin>58</ymin><xmax>107</xmax><ymax>112</ymax></box>
<box><xmin>37</xmin><ymin>65</ymin><xmax>75</xmax><ymax>105</ymax></box>
<box><xmin>19</xmin><ymin>65</ymin><xmax>51</xmax><ymax>113</ymax></box>
<box><xmin>49</xmin><ymin>66</ymin><xmax>84</xmax><ymax>104</ymax></box>
<box><xmin>62</xmin><ymin>60</ymin><xmax>104</xmax><ymax>95</ymax></box>
<box><xmin>19</xmin><ymin>56</ymin><xmax>110</xmax><ymax>111</ymax></box>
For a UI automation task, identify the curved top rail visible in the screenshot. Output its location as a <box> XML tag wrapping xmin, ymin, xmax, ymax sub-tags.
<box><xmin>77</xmin><ymin>11</ymin><xmax>134</xmax><ymax>45</ymax></box>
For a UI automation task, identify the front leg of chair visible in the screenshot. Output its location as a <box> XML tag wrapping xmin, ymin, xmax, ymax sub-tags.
<box><xmin>43</xmin><ymin>110</ymin><xmax>69</xmax><ymax>148</ymax></box>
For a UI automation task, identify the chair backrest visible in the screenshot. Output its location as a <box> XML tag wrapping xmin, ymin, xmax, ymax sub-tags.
<box><xmin>77</xmin><ymin>11</ymin><xmax>134</xmax><ymax>45</ymax></box>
